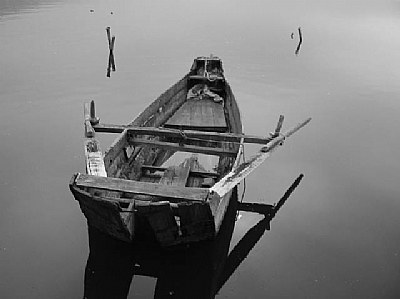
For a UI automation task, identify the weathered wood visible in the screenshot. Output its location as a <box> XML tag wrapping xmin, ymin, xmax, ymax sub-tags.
<box><xmin>237</xmin><ymin>202</ymin><xmax>275</xmax><ymax>215</ymax></box>
<box><xmin>90</xmin><ymin>100</ymin><xmax>99</xmax><ymax>125</ymax></box>
<box><xmin>145</xmin><ymin>202</ymin><xmax>179</xmax><ymax>246</ymax></box>
<box><xmin>178</xmin><ymin>202</ymin><xmax>215</xmax><ymax>238</ymax></box>
<box><xmin>142</xmin><ymin>165</ymin><xmax>219</xmax><ymax>178</ymax></box>
<box><xmin>159</xmin><ymin>167</ymin><xmax>175</xmax><ymax>186</ymax></box>
<box><xmin>93</xmin><ymin>123</ymin><xmax>126</xmax><ymax>133</ymax></box>
<box><xmin>110</xmin><ymin>36</ymin><xmax>115</xmax><ymax>52</ymax></box>
<box><xmin>159</xmin><ymin>157</ymin><xmax>196</xmax><ymax>187</ymax></box>
<box><xmin>73</xmin><ymin>188</ymin><xmax>131</xmax><ymax>242</ymax></box>
<box><xmin>84</xmin><ymin>139</ymin><xmax>107</xmax><ymax>177</ymax></box>
<box><xmin>274</xmin><ymin>115</ymin><xmax>284</xmax><ymax>136</ymax></box>
<box><xmin>146</xmin><ymin>89</ymin><xmax>188</xmax><ymax>127</ymax></box>
<box><xmin>130</xmin><ymin>76</ymin><xmax>187</xmax><ymax>127</ymax></box>
<box><xmin>84</xmin><ymin>102</ymin><xmax>95</xmax><ymax>138</ymax></box>
<box><xmin>106</xmin><ymin>150</ymin><xmax>127</xmax><ymax>178</ymax></box>
<box><xmin>91</xmin><ymin>194</ymin><xmax>180</xmax><ymax>210</ymax></box>
<box><xmin>74</xmin><ymin>173</ymin><xmax>209</xmax><ymax>202</ymax></box>
<box><xmin>84</xmin><ymin>100</ymin><xmax>100</xmax><ymax>137</ymax></box>
<box><xmin>94</xmin><ymin>124</ymin><xmax>274</xmax><ymax>145</ymax></box>
<box><xmin>224</xmin><ymin>83</ymin><xmax>242</xmax><ymax>134</ymax></box>
<box><xmin>72</xmin><ymin>56</ymin><xmax>311</xmax><ymax>248</ymax></box>
<box><xmin>106</xmin><ymin>27</ymin><xmax>111</xmax><ymax>49</ymax></box>
<box><xmin>295</xmin><ymin>27</ymin><xmax>303</xmax><ymax>56</ymax></box>
<box><xmin>85</xmin><ymin>120</ymin><xmax>95</xmax><ymax>138</ymax></box>
<box><xmin>165</xmin><ymin>98</ymin><xmax>226</xmax><ymax>129</ymax></box>
<box><xmin>181</xmin><ymin>158</ymin><xmax>196</xmax><ymax>185</ymax></box>
<box><xmin>104</xmin><ymin>132</ymin><xmax>128</xmax><ymax>174</ymax></box>
<box><xmin>130</xmin><ymin>138</ymin><xmax>238</xmax><ymax>157</ymax></box>
<box><xmin>83</xmin><ymin>101</ymin><xmax>107</xmax><ymax>177</ymax></box>
<box><xmin>210</xmin><ymin>118</ymin><xmax>311</xmax><ymax>197</ymax></box>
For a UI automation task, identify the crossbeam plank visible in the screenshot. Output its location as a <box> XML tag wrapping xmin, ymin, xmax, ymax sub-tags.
<box><xmin>93</xmin><ymin>123</ymin><xmax>126</xmax><ymax>133</ymax></box>
<box><xmin>92</xmin><ymin>124</ymin><xmax>272</xmax><ymax>145</ymax></box>
<box><xmin>74</xmin><ymin>173</ymin><xmax>209</xmax><ymax>202</ymax></box>
<box><xmin>130</xmin><ymin>138</ymin><xmax>238</xmax><ymax>157</ymax></box>
<box><xmin>237</xmin><ymin>202</ymin><xmax>275</xmax><ymax>215</ymax></box>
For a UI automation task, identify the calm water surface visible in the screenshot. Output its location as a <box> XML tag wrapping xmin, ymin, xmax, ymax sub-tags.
<box><xmin>1</xmin><ymin>0</ymin><xmax>400</xmax><ymax>298</ymax></box>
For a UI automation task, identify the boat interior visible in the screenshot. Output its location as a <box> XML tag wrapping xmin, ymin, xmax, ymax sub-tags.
<box><xmin>100</xmin><ymin>56</ymin><xmax>241</xmax><ymax>196</ymax></box>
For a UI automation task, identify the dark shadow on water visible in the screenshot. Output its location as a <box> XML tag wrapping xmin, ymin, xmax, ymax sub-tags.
<box><xmin>83</xmin><ymin>175</ymin><xmax>304</xmax><ymax>298</ymax></box>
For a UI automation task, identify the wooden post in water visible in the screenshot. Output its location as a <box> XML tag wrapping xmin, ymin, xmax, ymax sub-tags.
<box><xmin>84</xmin><ymin>100</ymin><xmax>100</xmax><ymax>137</ymax></box>
<box><xmin>295</xmin><ymin>27</ymin><xmax>303</xmax><ymax>55</ymax></box>
<box><xmin>106</xmin><ymin>27</ymin><xmax>116</xmax><ymax>77</ymax></box>
<box><xmin>110</xmin><ymin>36</ymin><xmax>116</xmax><ymax>71</ymax></box>
<box><xmin>106</xmin><ymin>26</ymin><xmax>112</xmax><ymax>49</ymax></box>
<box><xmin>90</xmin><ymin>100</ymin><xmax>100</xmax><ymax>125</ymax></box>
<box><xmin>84</xmin><ymin>102</ymin><xmax>95</xmax><ymax>138</ymax></box>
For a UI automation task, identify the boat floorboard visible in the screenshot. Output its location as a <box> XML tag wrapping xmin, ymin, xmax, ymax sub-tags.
<box><xmin>165</xmin><ymin>98</ymin><xmax>227</xmax><ymax>131</ymax></box>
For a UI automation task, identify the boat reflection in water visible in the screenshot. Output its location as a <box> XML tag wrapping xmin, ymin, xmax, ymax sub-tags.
<box><xmin>83</xmin><ymin>174</ymin><xmax>303</xmax><ymax>299</ymax></box>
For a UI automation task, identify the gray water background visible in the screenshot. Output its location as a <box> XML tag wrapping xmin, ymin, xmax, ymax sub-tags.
<box><xmin>1</xmin><ymin>0</ymin><xmax>400</xmax><ymax>298</ymax></box>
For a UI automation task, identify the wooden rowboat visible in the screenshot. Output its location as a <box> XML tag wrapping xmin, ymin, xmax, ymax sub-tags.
<box><xmin>69</xmin><ymin>55</ymin><xmax>310</xmax><ymax>247</ymax></box>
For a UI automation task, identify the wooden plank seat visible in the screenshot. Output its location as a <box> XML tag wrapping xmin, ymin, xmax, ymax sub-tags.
<box><xmin>130</xmin><ymin>138</ymin><xmax>237</xmax><ymax>157</ymax></box>
<box><xmin>94</xmin><ymin>124</ymin><xmax>273</xmax><ymax>145</ymax></box>
<box><xmin>74</xmin><ymin>173</ymin><xmax>209</xmax><ymax>202</ymax></box>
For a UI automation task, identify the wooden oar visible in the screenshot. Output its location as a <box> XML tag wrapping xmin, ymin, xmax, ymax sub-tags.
<box><xmin>209</xmin><ymin>117</ymin><xmax>311</xmax><ymax>197</ymax></box>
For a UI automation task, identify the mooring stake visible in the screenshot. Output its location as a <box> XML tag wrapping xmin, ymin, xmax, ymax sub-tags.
<box><xmin>295</xmin><ymin>27</ymin><xmax>303</xmax><ymax>55</ymax></box>
<box><xmin>106</xmin><ymin>27</ymin><xmax>116</xmax><ymax>77</ymax></box>
<box><xmin>89</xmin><ymin>100</ymin><xmax>100</xmax><ymax>125</ymax></box>
<box><xmin>106</xmin><ymin>26</ymin><xmax>111</xmax><ymax>49</ymax></box>
<box><xmin>106</xmin><ymin>26</ymin><xmax>115</xmax><ymax>52</ymax></box>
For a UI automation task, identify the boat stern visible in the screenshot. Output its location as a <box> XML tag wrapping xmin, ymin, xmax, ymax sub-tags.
<box><xmin>69</xmin><ymin>173</ymin><xmax>134</xmax><ymax>243</ymax></box>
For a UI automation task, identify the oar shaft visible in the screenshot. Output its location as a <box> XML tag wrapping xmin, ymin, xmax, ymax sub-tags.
<box><xmin>210</xmin><ymin>118</ymin><xmax>311</xmax><ymax>197</ymax></box>
<box><xmin>284</xmin><ymin>117</ymin><xmax>312</xmax><ymax>138</ymax></box>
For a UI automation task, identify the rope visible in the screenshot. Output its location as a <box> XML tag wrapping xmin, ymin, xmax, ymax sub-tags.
<box><xmin>240</xmin><ymin>144</ymin><xmax>247</xmax><ymax>203</ymax></box>
<box><xmin>236</xmin><ymin>143</ymin><xmax>247</xmax><ymax>220</ymax></box>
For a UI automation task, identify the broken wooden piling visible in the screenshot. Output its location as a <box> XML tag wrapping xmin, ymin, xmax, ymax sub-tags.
<box><xmin>106</xmin><ymin>27</ymin><xmax>116</xmax><ymax>77</ymax></box>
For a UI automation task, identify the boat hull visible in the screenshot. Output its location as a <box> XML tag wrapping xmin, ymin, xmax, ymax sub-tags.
<box><xmin>70</xmin><ymin>177</ymin><xmax>134</xmax><ymax>243</ymax></box>
<box><xmin>71</xmin><ymin>56</ymin><xmax>243</xmax><ymax>247</ymax></box>
<box><xmin>70</xmin><ymin>177</ymin><xmax>238</xmax><ymax>246</ymax></box>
